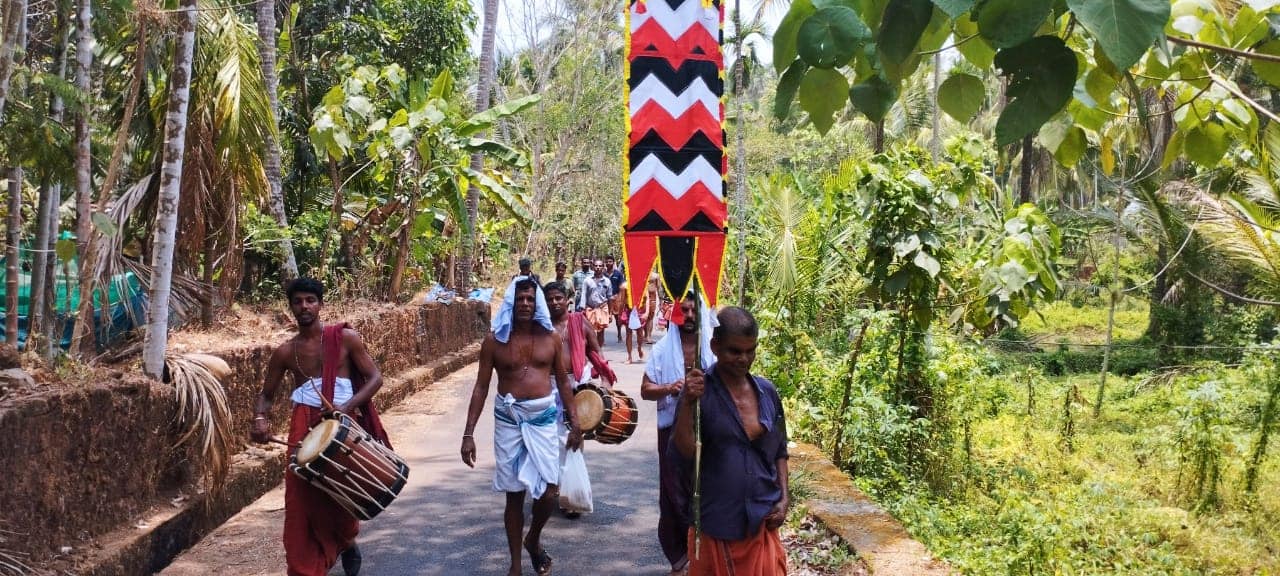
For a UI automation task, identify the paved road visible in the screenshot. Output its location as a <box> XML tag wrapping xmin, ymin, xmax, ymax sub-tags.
<box><xmin>161</xmin><ymin>330</ymin><xmax>669</xmax><ymax>576</ymax></box>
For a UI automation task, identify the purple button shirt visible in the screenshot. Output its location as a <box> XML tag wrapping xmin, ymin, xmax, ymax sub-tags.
<box><xmin>670</xmin><ymin>365</ymin><xmax>789</xmax><ymax>541</ymax></box>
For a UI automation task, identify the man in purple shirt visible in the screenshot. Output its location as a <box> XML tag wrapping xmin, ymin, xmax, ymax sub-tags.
<box><xmin>671</xmin><ymin>306</ymin><xmax>790</xmax><ymax>575</ymax></box>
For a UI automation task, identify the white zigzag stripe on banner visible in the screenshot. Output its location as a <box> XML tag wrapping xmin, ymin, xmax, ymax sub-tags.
<box><xmin>629</xmin><ymin>0</ymin><xmax>718</xmax><ymax>39</ymax></box>
<box><xmin>628</xmin><ymin>154</ymin><xmax>724</xmax><ymax>199</ymax></box>
<box><xmin>629</xmin><ymin>75</ymin><xmax>719</xmax><ymax>117</ymax></box>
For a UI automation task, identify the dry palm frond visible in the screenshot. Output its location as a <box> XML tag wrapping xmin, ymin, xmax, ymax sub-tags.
<box><xmin>0</xmin><ymin>528</ymin><xmax>33</xmax><ymax>576</ymax></box>
<box><xmin>165</xmin><ymin>353</ymin><xmax>234</xmax><ymax>491</ymax></box>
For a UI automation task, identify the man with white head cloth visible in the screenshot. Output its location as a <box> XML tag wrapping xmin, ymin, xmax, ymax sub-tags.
<box><xmin>640</xmin><ymin>292</ymin><xmax>717</xmax><ymax>576</ymax></box>
<box><xmin>461</xmin><ymin>277</ymin><xmax>583</xmax><ymax>576</ymax></box>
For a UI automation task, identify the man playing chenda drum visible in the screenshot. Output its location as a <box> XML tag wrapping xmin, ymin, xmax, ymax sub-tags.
<box><xmin>461</xmin><ymin>277</ymin><xmax>584</xmax><ymax>576</ymax></box>
<box><xmin>251</xmin><ymin>277</ymin><xmax>389</xmax><ymax>576</ymax></box>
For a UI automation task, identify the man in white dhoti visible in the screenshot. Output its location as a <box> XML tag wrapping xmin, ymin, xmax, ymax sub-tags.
<box><xmin>640</xmin><ymin>293</ymin><xmax>716</xmax><ymax>576</ymax></box>
<box><xmin>462</xmin><ymin>277</ymin><xmax>583</xmax><ymax>576</ymax></box>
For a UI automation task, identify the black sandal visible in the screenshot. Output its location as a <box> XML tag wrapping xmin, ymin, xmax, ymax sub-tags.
<box><xmin>524</xmin><ymin>541</ymin><xmax>553</xmax><ymax>575</ymax></box>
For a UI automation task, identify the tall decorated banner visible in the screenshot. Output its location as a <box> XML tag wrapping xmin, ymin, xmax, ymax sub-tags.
<box><xmin>623</xmin><ymin>0</ymin><xmax>727</xmax><ymax>316</ymax></box>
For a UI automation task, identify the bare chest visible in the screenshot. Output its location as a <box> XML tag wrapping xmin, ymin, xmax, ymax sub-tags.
<box><xmin>727</xmin><ymin>388</ymin><xmax>764</xmax><ymax>441</ymax></box>
<box><xmin>494</xmin><ymin>333</ymin><xmax>557</xmax><ymax>373</ymax></box>
<box><xmin>289</xmin><ymin>339</ymin><xmax>349</xmax><ymax>383</ymax></box>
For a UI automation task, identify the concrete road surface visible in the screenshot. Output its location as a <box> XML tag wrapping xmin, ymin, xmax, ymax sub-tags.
<box><xmin>160</xmin><ymin>329</ymin><xmax>670</xmax><ymax>576</ymax></box>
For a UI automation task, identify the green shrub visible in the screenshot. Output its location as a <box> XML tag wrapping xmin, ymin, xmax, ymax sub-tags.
<box><xmin>1031</xmin><ymin>345</ymin><xmax>1162</xmax><ymax>377</ymax></box>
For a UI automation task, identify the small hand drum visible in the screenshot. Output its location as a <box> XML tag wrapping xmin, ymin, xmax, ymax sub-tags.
<box><xmin>574</xmin><ymin>383</ymin><xmax>639</xmax><ymax>444</ymax></box>
<box><xmin>289</xmin><ymin>412</ymin><xmax>409</xmax><ymax>520</ymax></box>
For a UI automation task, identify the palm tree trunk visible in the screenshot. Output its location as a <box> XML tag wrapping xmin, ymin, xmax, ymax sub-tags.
<box><xmin>96</xmin><ymin>16</ymin><xmax>145</xmax><ymax>218</ymax></box>
<box><xmin>5</xmin><ymin>169</ymin><xmax>20</xmax><ymax>346</ymax></box>
<box><xmin>2</xmin><ymin>0</ymin><xmax>26</xmax><ymax>347</ymax></box>
<box><xmin>255</xmin><ymin>0</ymin><xmax>299</xmax><ymax>280</ymax></box>
<box><xmin>73</xmin><ymin>0</ymin><xmax>90</xmax><ymax>256</ymax></box>
<box><xmin>142</xmin><ymin>0</ymin><xmax>197</xmax><ymax>379</ymax></box>
<box><xmin>0</xmin><ymin>0</ymin><xmax>27</xmax><ymax>124</ymax></box>
<box><xmin>458</xmin><ymin>0</ymin><xmax>499</xmax><ymax>292</ymax></box>
<box><xmin>68</xmin><ymin>0</ymin><xmax>97</xmax><ymax>357</ymax></box>
<box><xmin>731</xmin><ymin>0</ymin><xmax>747</xmax><ymax>305</ymax></box>
<box><xmin>29</xmin><ymin>13</ymin><xmax>71</xmax><ymax>351</ymax></box>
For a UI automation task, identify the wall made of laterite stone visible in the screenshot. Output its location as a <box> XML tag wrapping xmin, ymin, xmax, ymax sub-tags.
<box><xmin>0</xmin><ymin>300</ymin><xmax>489</xmax><ymax>562</ymax></box>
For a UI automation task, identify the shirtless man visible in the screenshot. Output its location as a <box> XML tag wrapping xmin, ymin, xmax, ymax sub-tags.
<box><xmin>251</xmin><ymin>277</ymin><xmax>387</xmax><ymax>576</ymax></box>
<box><xmin>545</xmin><ymin>281</ymin><xmax>616</xmax><ymax>389</ymax></box>
<box><xmin>461</xmin><ymin>278</ymin><xmax>583</xmax><ymax>576</ymax></box>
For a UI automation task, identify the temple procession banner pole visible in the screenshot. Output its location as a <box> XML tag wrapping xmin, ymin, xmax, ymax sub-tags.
<box><xmin>621</xmin><ymin>0</ymin><xmax>728</xmax><ymax>561</ymax></box>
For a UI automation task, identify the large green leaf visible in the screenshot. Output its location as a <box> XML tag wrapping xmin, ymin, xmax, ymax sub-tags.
<box><xmin>1065</xmin><ymin>0</ymin><xmax>1169</xmax><ymax>71</ymax></box>
<box><xmin>994</xmin><ymin>36</ymin><xmax>1078</xmax><ymax>146</ymax></box>
<box><xmin>463</xmin><ymin>138</ymin><xmax>528</xmax><ymax>168</ymax></box>
<box><xmin>799</xmin><ymin>68</ymin><xmax>850</xmax><ymax>134</ymax></box>
<box><xmin>774</xmin><ymin>0</ymin><xmax>817</xmax><ymax>73</ymax></box>
<box><xmin>461</xmin><ymin>166</ymin><xmax>531</xmax><ymax>224</ymax></box>
<box><xmin>775</xmin><ymin>60</ymin><xmax>809</xmax><ymax>120</ymax></box>
<box><xmin>1253</xmin><ymin>39</ymin><xmax>1280</xmax><ymax>88</ymax></box>
<box><xmin>931</xmin><ymin>0</ymin><xmax>975</xmax><ymax>17</ymax></box>
<box><xmin>849</xmin><ymin>75</ymin><xmax>898</xmax><ymax>123</ymax></box>
<box><xmin>879</xmin><ymin>0</ymin><xmax>934</xmax><ymax>66</ymax></box>
<box><xmin>974</xmin><ymin>0</ymin><xmax>1053</xmax><ymax>49</ymax></box>
<box><xmin>954</xmin><ymin>13</ymin><xmax>996</xmax><ymax>68</ymax></box>
<box><xmin>1185</xmin><ymin>122</ymin><xmax>1229</xmax><ymax>166</ymax></box>
<box><xmin>1055</xmin><ymin>126</ymin><xmax>1087</xmax><ymax>166</ymax></box>
<box><xmin>797</xmin><ymin>6</ymin><xmax>871</xmax><ymax>69</ymax></box>
<box><xmin>457</xmin><ymin>94</ymin><xmax>542</xmax><ymax>136</ymax></box>
<box><xmin>937</xmin><ymin>73</ymin><xmax>985</xmax><ymax>121</ymax></box>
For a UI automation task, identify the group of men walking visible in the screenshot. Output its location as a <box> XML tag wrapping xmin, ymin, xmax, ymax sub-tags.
<box><xmin>569</xmin><ymin>256</ymin><xmax>661</xmax><ymax>364</ymax></box>
<box><xmin>252</xmin><ymin>271</ymin><xmax>791</xmax><ymax>575</ymax></box>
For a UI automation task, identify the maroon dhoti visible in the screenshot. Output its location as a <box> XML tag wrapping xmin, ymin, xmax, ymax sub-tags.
<box><xmin>282</xmin><ymin>323</ymin><xmax>391</xmax><ymax>576</ymax></box>
<box><xmin>659</xmin><ymin>426</ymin><xmax>689</xmax><ymax>570</ymax></box>
<box><xmin>283</xmin><ymin>404</ymin><xmax>358</xmax><ymax>576</ymax></box>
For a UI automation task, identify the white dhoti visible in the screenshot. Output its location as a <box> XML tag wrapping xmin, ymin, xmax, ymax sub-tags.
<box><xmin>493</xmin><ymin>393</ymin><xmax>562</xmax><ymax>499</ymax></box>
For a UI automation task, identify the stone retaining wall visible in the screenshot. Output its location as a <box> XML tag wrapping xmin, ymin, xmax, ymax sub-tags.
<box><xmin>790</xmin><ymin>443</ymin><xmax>951</xmax><ymax>575</ymax></box>
<box><xmin>0</xmin><ymin>300</ymin><xmax>488</xmax><ymax>570</ymax></box>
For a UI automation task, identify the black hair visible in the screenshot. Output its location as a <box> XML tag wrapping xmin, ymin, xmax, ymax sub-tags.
<box><xmin>543</xmin><ymin>281</ymin><xmax>568</xmax><ymax>297</ymax></box>
<box><xmin>713</xmin><ymin>306</ymin><xmax>758</xmax><ymax>340</ymax></box>
<box><xmin>285</xmin><ymin>277</ymin><xmax>325</xmax><ymax>302</ymax></box>
<box><xmin>684</xmin><ymin>291</ymin><xmax>697</xmax><ymax>301</ymax></box>
<box><xmin>515</xmin><ymin>278</ymin><xmax>538</xmax><ymax>294</ymax></box>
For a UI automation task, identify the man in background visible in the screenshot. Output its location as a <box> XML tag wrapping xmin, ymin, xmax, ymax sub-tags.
<box><xmin>605</xmin><ymin>256</ymin><xmax>626</xmax><ymax>343</ymax></box>
<box><xmin>515</xmin><ymin>257</ymin><xmax>541</xmax><ymax>286</ymax></box>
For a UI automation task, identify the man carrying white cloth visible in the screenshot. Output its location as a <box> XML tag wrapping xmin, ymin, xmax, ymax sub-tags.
<box><xmin>462</xmin><ymin>277</ymin><xmax>583</xmax><ymax>576</ymax></box>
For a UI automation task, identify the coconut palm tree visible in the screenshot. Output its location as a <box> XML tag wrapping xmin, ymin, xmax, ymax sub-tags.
<box><xmin>1194</xmin><ymin>124</ymin><xmax>1280</xmax><ymax>301</ymax></box>
<box><xmin>73</xmin><ymin>0</ymin><xmax>89</xmax><ymax>254</ymax></box>
<box><xmin>255</xmin><ymin>0</ymin><xmax>299</xmax><ymax>280</ymax></box>
<box><xmin>459</xmin><ymin>0</ymin><xmax>499</xmax><ymax>291</ymax></box>
<box><xmin>142</xmin><ymin>0</ymin><xmax>197</xmax><ymax>378</ymax></box>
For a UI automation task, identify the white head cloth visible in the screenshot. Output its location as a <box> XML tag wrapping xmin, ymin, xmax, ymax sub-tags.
<box><xmin>645</xmin><ymin>293</ymin><xmax>718</xmax><ymax>428</ymax></box>
<box><xmin>492</xmin><ymin>275</ymin><xmax>554</xmax><ymax>344</ymax></box>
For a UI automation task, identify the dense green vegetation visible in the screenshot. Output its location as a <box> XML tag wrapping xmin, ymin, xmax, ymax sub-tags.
<box><xmin>5</xmin><ymin>0</ymin><xmax>1280</xmax><ymax>572</ymax></box>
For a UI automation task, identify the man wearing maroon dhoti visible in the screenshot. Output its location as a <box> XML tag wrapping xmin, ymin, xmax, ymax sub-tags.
<box><xmin>251</xmin><ymin>277</ymin><xmax>390</xmax><ymax>576</ymax></box>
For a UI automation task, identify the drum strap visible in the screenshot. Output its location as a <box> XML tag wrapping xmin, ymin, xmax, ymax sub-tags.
<box><xmin>324</xmin><ymin>323</ymin><xmax>393</xmax><ymax>449</ymax></box>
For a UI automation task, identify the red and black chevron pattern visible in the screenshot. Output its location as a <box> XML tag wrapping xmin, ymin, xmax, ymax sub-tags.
<box><xmin>623</xmin><ymin>0</ymin><xmax>727</xmax><ymax>313</ymax></box>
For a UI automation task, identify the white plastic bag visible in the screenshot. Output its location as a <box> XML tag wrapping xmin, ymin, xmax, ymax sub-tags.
<box><xmin>559</xmin><ymin>449</ymin><xmax>593</xmax><ymax>513</ymax></box>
